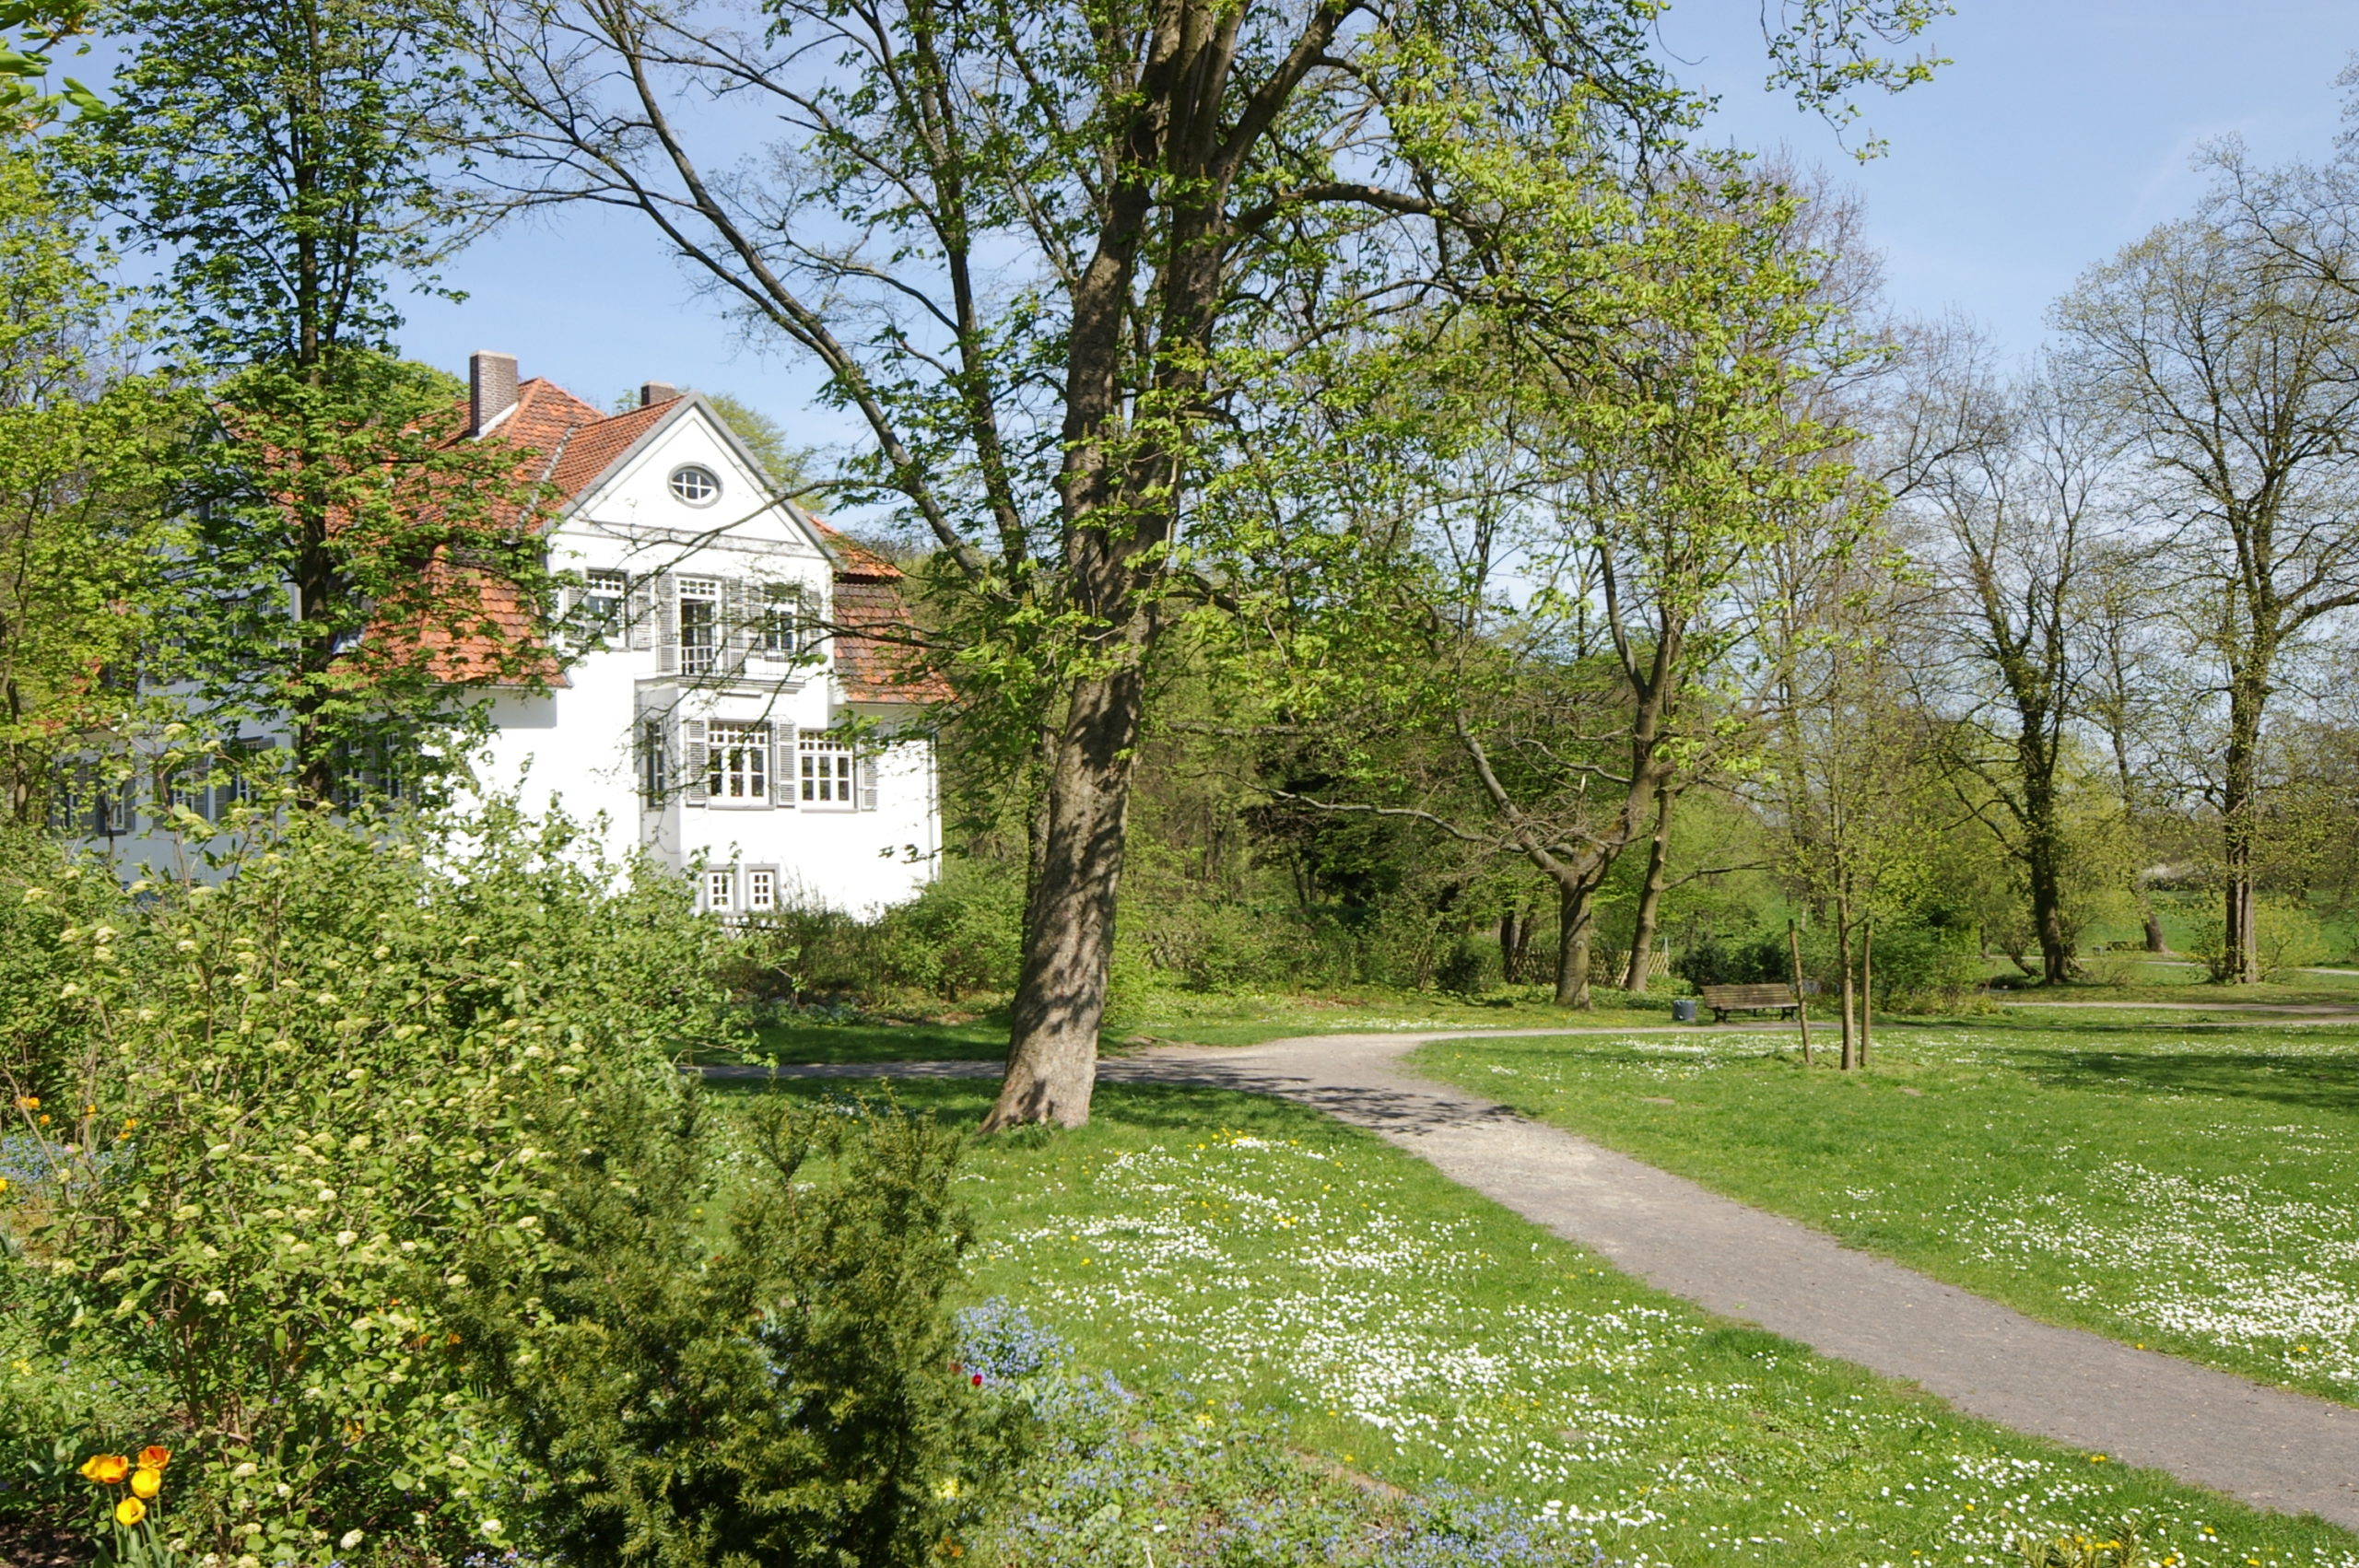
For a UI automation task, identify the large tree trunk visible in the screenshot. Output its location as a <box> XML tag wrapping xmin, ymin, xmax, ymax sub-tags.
<box><xmin>1554</xmin><ymin>880</ymin><xmax>1596</xmax><ymax>1009</ymax></box>
<box><xmin>2220</xmin><ymin>666</ymin><xmax>2266</xmax><ymax>984</ymax></box>
<box><xmin>2020</xmin><ymin>761</ymin><xmax>2072</xmax><ymax>985</ymax></box>
<box><xmin>1621</xmin><ymin>783</ymin><xmax>1677</xmax><ymax>993</ymax></box>
<box><xmin>981</xmin><ymin>663</ymin><xmax>1147</xmax><ymax>1131</ymax></box>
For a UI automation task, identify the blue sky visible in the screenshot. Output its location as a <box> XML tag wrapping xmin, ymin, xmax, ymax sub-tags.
<box><xmin>395</xmin><ymin>0</ymin><xmax>2359</xmax><ymax>442</ymax></box>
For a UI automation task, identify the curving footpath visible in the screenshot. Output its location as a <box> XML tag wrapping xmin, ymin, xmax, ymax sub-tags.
<box><xmin>711</xmin><ymin>1025</ymin><xmax>2359</xmax><ymax>1530</ymax></box>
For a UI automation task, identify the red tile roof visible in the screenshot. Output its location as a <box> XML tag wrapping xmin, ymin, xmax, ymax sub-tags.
<box><xmin>412</xmin><ymin>380</ymin><xmax>944</xmax><ymax>705</ymax></box>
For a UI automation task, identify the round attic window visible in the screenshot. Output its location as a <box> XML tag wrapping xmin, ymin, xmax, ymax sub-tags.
<box><xmin>669</xmin><ymin>464</ymin><xmax>722</xmax><ymax>506</ymax></box>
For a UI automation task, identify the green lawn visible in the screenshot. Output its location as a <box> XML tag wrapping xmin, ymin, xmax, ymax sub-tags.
<box><xmin>720</xmin><ymin>1076</ymin><xmax>2359</xmax><ymax>1568</ymax></box>
<box><xmin>720</xmin><ymin>987</ymin><xmax>1678</xmax><ymax>1066</ymax></box>
<box><xmin>1414</xmin><ymin>1015</ymin><xmax>2359</xmax><ymax>1410</ymax></box>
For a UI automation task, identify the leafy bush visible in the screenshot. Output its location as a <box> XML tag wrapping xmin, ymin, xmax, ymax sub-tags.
<box><xmin>452</xmin><ymin>1088</ymin><xmax>1023</xmax><ymax>1567</ymax></box>
<box><xmin>1673</xmin><ymin>931</ymin><xmax>1790</xmax><ymax>989</ymax></box>
<box><xmin>1434</xmin><ymin>937</ymin><xmax>1494</xmax><ymax>998</ymax></box>
<box><xmin>732</xmin><ymin>859</ymin><xmax>1023</xmax><ymax>1005</ymax></box>
<box><xmin>2190</xmin><ymin>899</ymin><xmax>2330</xmax><ymax>982</ymax></box>
<box><xmin>0</xmin><ymin>801</ymin><xmax>741</xmax><ymax>1562</ymax></box>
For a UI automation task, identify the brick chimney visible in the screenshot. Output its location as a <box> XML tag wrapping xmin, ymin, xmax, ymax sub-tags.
<box><xmin>640</xmin><ymin>380</ymin><xmax>680</xmax><ymax>408</ymax></box>
<box><xmin>470</xmin><ymin>351</ymin><xmax>519</xmax><ymax>434</ymax></box>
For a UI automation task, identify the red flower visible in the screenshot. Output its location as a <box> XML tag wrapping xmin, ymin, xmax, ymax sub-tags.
<box><xmin>970</xmin><ymin>1374</ymin><xmax>983</xmax><ymax>1387</ymax></box>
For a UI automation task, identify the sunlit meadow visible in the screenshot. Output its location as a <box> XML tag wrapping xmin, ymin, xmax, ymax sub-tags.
<box><xmin>752</xmin><ymin>1079</ymin><xmax>2359</xmax><ymax>1568</ymax></box>
<box><xmin>1416</xmin><ymin>1018</ymin><xmax>2359</xmax><ymax>1406</ymax></box>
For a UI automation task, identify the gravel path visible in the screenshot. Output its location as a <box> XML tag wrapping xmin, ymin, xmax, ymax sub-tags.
<box><xmin>711</xmin><ymin>1025</ymin><xmax>2359</xmax><ymax>1529</ymax></box>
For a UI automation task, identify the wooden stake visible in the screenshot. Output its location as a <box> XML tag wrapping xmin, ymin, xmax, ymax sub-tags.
<box><xmin>1787</xmin><ymin>917</ymin><xmax>1812</xmax><ymax>1067</ymax></box>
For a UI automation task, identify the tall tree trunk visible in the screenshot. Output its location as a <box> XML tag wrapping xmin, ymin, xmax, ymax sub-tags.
<box><xmin>2221</xmin><ymin>665</ymin><xmax>2266</xmax><ymax>984</ymax></box>
<box><xmin>1621</xmin><ymin>782</ymin><xmax>1677</xmax><ymax>993</ymax></box>
<box><xmin>2140</xmin><ymin>893</ymin><xmax>2169</xmax><ymax>954</ymax></box>
<box><xmin>1836</xmin><ymin>895</ymin><xmax>1857</xmax><ymax>1071</ymax></box>
<box><xmin>1787</xmin><ymin>917</ymin><xmax>1812</xmax><ymax>1068</ymax></box>
<box><xmin>1499</xmin><ymin>905</ymin><xmax>1523</xmax><ymax>985</ymax></box>
<box><xmin>2021</xmin><ymin>761</ymin><xmax>2072</xmax><ymax>984</ymax></box>
<box><xmin>1554</xmin><ymin>880</ymin><xmax>1597</xmax><ymax>1009</ymax></box>
<box><xmin>1859</xmin><ymin>917</ymin><xmax>1873</xmax><ymax>1069</ymax></box>
<box><xmin>982</xmin><ymin>662</ymin><xmax>1147</xmax><ymax>1130</ymax></box>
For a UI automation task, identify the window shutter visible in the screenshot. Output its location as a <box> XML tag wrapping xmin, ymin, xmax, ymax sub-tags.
<box><xmin>722</xmin><ymin>578</ymin><xmax>747</xmax><ymax>673</ymax></box>
<box><xmin>627</xmin><ymin>574</ymin><xmax>654</xmax><ymax>650</ymax></box>
<box><xmin>771</xmin><ymin>723</ymin><xmax>796</xmax><ymax>809</ymax></box>
<box><xmin>856</xmin><ymin>751</ymin><xmax>878</xmax><ymax>813</ymax></box>
<box><xmin>656</xmin><ymin>572</ymin><xmax>679</xmax><ymax>673</ymax></box>
<box><xmin>683</xmin><ymin>717</ymin><xmax>708</xmax><ymax>805</ymax></box>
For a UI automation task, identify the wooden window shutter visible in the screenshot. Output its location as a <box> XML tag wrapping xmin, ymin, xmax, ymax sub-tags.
<box><xmin>626</xmin><ymin>573</ymin><xmax>655</xmax><ymax>650</ymax></box>
<box><xmin>656</xmin><ymin>572</ymin><xmax>679</xmax><ymax>673</ymax></box>
<box><xmin>725</xmin><ymin>577</ymin><xmax>752</xmax><ymax>673</ymax></box>
<box><xmin>771</xmin><ymin>722</ymin><xmax>796</xmax><ymax>809</ymax></box>
<box><xmin>682</xmin><ymin>717</ymin><xmax>708</xmax><ymax>805</ymax></box>
<box><xmin>856</xmin><ymin>750</ymin><xmax>878</xmax><ymax>813</ymax></box>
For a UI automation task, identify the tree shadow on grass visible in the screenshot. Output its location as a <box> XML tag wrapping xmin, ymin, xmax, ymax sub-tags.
<box><xmin>2000</xmin><ymin>1035</ymin><xmax>2359</xmax><ymax>1119</ymax></box>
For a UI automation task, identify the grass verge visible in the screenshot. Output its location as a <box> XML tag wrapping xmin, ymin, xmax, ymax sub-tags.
<box><xmin>1413</xmin><ymin>1016</ymin><xmax>2359</xmax><ymax>1408</ymax></box>
<box><xmin>717</xmin><ymin>1075</ymin><xmax>2359</xmax><ymax>1568</ymax></box>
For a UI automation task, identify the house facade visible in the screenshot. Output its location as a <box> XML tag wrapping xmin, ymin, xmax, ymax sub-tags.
<box><xmin>79</xmin><ymin>353</ymin><xmax>944</xmax><ymax>917</ymax></box>
<box><xmin>465</xmin><ymin>354</ymin><xmax>943</xmax><ymax>915</ymax></box>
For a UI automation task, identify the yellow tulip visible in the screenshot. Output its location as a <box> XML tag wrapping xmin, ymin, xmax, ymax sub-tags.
<box><xmin>136</xmin><ymin>1445</ymin><xmax>170</xmax><ymax>1470</ymax></box>
<box><xmin>79</xmin><ymin>1454</ymin><xmax>128</xmax><ymax>1484</ymax></box>
<box><xmin>130</xmin><ymin>1468</ymin><xmax>160</xmax><ymax>1500</ymax></box>
<box><xmin>114</xmin><ymin>1496</ymin><xmax>145</xmax><ymax>1526</ymax></box>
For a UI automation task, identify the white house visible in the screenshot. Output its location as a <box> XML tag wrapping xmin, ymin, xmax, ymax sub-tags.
<box><xmin>463</xmin><ymin>353</ymin><xmax>944</xmax><ymax>915</ymax></box>
<box><xmin>79</xmin><ymin>352</ymin><xmax>944</xmax><ymax>917</ymax></box>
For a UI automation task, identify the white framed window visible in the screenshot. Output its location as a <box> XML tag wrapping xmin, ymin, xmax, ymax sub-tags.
<box><xmin>799</xmin><ymin>735</ymin><xmax>856</xmax><ymax>807</ymax></box>
<box><xmin>757</xmin><ymin>583</ymin><xmax>803</xmax><ymax>660</ymax></box>
<box><xmin>678</xmin><ymin>577</ymin><xmax>719</xmax><ymax>675</ymax></box>
<box><xmin>746</xmin><ymin>868</ymin><xmax>778</xmax><ymax>911</ymax></box>
<box><xmin>670</xmin><ymin>464</ymin><xmax>722</xmax><ymax>506</ymax></box>
<box><xmin>706</xmin><ymin>721</ymin><xmax>771</xmax><ymax>803</ymax></box>
<box><xmin>705</xmin><ymin>868</ymin><xmax>736</xmax><ymax>912</ymax></box>
<box><xmin>583</xmin><ymin>568</ymin><xmax>627</xmax><ymax>623</ymax></box>
<box><xmin>639</xmin><ymin>718</ymin><xmax>669</xmax><ymax>802</ymax></box>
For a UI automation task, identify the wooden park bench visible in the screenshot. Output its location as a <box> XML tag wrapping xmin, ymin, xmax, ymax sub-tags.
<box><xmin>1696</xmin><ymin>982</ymin><xmax>1803</xmax><ymax>1023</ymax></box>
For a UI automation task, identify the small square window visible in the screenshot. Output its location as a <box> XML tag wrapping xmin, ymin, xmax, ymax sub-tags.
<box><xmin>705</xmin><ymin>869</ymin><xmax>735</xmax><ymax>912</ymax></box>
<box><xmin>746</xmin><ymin>869</ymin><xmax>777</xmax><ymax>911</ymax></box>
<box><xmin>799</xmin><ymin>736</ymin><xmax>856</xmax><ymax>806</ymax></box>
<box><xmin>584</xmin><ymin>568</ymin><xmax>627</xmax><ymax>617</ymax></box>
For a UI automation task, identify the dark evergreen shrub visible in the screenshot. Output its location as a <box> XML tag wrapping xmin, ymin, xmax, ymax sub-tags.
<box><xmin>453</xmin><ymin>1086</ymin><xmax>1024</xmax><ymax>1568</ymax></box>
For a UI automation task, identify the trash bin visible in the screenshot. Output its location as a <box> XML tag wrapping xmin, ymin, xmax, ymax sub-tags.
<box><xmin>1672</xmin><ymin>998</ymin><xmax>1698</xmax><ymax>1024</ymax></box>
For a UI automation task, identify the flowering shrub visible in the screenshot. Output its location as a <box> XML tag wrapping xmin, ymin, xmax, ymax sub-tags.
<box><xmin>450</xmin><ymin>1087</ymin><xmax>1024</xmax><ymax>1567</ymax></box>
<box><xmin>0</xmin><ymin>802</ymin><xmax>742</xmax><ymax>1562</ymax></box>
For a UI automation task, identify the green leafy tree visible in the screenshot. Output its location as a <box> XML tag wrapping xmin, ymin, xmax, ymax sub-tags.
<box><xmin>469</xmin><ymin>0</ymin><xmax>1946</xmax><ymax>1124</ymax></box>
<box><xmin>1232</xmin><ymin>170</ymin><xmax>1881</xmax><ymax>1008</ymax></box>
<box><xmin>2054</xmin><ymin>192</ymin><xmax>2359</xmax><ymax>984</ymax></box>
<box><xmin>0</xmin><ymin>139</ymin><xmax>187</xmax><ymax>823</ymax></box>
<box><xmin>65</xmin><ymin>0</ymin><xmax>555</xmax><ymax>797</ymax></box>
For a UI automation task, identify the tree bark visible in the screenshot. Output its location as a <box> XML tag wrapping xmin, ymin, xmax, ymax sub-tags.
<box><xmin>983</xmin><ymin>664</ymin><xmax>1148</xmax><ymax>1130</ymax></box>
<box><xmin>1836</xmin><ymin>895</ymin><xmax>1857</xmax><ymax>1071</ymax></box>
<box><xmin>1859</xmin><ymin>917</ymin><xmax>1872</xmax><ymax>1069</ymax></box>
<box><xmin>1554</xmin><ymin>880</ymin><xmax>1596</xmax><ymax>1009</ymax></box>
<box><xmin>2019</xmin><ymin>750</ymin><xmax>2072</xmax><ymax>984</ymax></box>
<box><xmin>1787</xmin><ymin>917</ymin><xmax>1812</xmax><ymax>1068</ymax></box>
<box><xmin>2220</xmin><ymin>662</ymin><xmax>2266</xmax><ymax>984</ymax></box>
<box><xmin>1621</xmin><ymin>782</ymin><xmax>1677</xmax><ymax>993</ymax></box>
